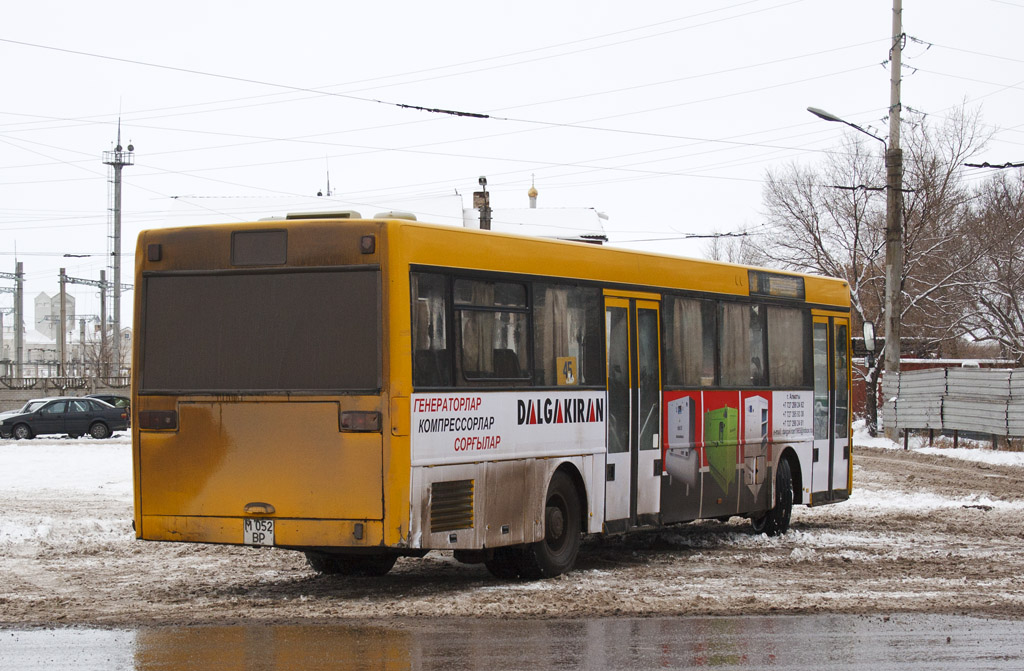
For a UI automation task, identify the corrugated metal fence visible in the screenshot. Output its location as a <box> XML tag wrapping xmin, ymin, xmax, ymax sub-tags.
<box><xmin>883</xmin><ymin>368</ymin><xmax>1024</xmax><ymax>446</ymax></box>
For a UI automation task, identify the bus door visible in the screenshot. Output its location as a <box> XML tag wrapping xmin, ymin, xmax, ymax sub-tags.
<box><xmin>811</xmin><ymin>316</ymin><xmax>851</xmax><ymax>501</ymax></box>
<box><xmin>604</xmin><ymin>293</ymin><xmax>662</xmax><ymax>528</ymax></box>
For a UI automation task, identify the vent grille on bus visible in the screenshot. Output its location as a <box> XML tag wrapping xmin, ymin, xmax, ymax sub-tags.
<box><xmin>430</xmin><ymin>479</ymin><xmax>475</xmax><ymax>532</ymax></box>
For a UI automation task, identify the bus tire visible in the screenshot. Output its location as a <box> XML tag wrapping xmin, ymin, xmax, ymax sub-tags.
<box><xmin>484</xmin><ymin>547</ymin><xmax>526</xmax><ymax>579</ymax></box>
<box><xmin>519</xmin><ymin>470</ymin><xmax>582</xmax><ymax>579</ymax></box>
<box><xmin>751</xmin><ymin>458</ymin><xmax>793</xmax><ymax>536</ymax></box>
<box><xmin>304</xmin><ymin>551</ymin><xmax>397</xmax><ymax>577</ymax></box>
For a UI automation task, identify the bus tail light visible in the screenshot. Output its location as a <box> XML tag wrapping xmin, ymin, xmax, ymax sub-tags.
<box><xmin>340</xmin><ymin>411</ymin><xmax>381</xmax><ymax>432</ymax></box>
<box><xmin>139</xmin><ymin>410</ymin><xmax>178</xmax><ymax>430</ymax></box>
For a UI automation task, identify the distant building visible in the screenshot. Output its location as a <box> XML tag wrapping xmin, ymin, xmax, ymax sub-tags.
<box><xmin>34</xmin><ymin>291</ymin><xmax>75</xmax><ymax>340</ymax></box>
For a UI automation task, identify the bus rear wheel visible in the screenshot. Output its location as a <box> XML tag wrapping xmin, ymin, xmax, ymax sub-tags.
<box><xmin>519</xmin><ymin>471</ymin><xmax>582</xmax><ymax>579</ymax></box>
<box><xmin>304</xmin><ymin>551</ymin><xmax>397</xmax><ymax>577</ymax></box>
<box><xmin>750</xmin><ymin>458</ymin><xmax>793</xmax><ymax>536</ymax></box>
<box><xmin>483</xmin><ymin>547</ymin><xmax>527</xmax><ymax>579</ymax></box>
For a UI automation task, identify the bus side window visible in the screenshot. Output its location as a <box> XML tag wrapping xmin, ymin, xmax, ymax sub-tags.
<box><xmin>533</xmin><ymin>284</ymin><xmax>601</xmax><ymax>386</ymax></box>
<box><xmin>662</xmin><ymin>295</ymin><xmax>716</xmax><ymax>388</ymax></box>
<box><xmin>767</xmin><ymin>306</ymin><xmax>809</xmax><ymax>388</ymax></box>
<box><xmin>411</xmin><ymin>273</ymin><xmax>452</xmax><ymax>388</ymax></box>
<box><xmin>454</xmin><ymin>279</ymin><xmax>530</xmax><ymax>385</ymax></box>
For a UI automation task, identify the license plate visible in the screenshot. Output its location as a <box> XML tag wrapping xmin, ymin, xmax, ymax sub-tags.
<box><xmin>243</xmin><ymin>518</ymin><xmax>274</xmax><ymax>546</ymax></box>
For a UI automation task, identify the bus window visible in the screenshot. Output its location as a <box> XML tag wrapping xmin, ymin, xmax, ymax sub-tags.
<box><xmin>662</xmin><ymin>296</ymin><xmax>716</xmax><ymax>388</ymax></box>
<box><xmin>637</xmin><ymin>307</ymin><xmax>661</xmax><ymax>451</ymax></box>
<box><xmin>813</xmin><ymin>322</ymin><xmax>829</xmax><ymax>440</ymax></box>
<box><xmin>720</xmin><ymin>303</ymin><xmax>767</xmax><ymax>387</ymax></box>
<box><xmin>454</xmin><ymin>279</ymin><xmax>530</xmax><ymax>383</ymax></box>
<box><xmin>532</xmin><ymin>284</ymin><xmax>601</xmax><ymax>387</ymax></box>
<box><xmin>411</xmin><ymin>273</ymin><xmax>451</xmax><ymax>388</ymax></box>
<box><xmin>141</xmin><ymin>270</ymin><xmax>380</xmax><ymax>393</ymax></box>
<box><xmin>767</xmin><ymin>306</ymin><xmax>809</xmax><ymax>387</ymax></box>
<box><xmin>749</xmin><ymin>305</ymin><xmax>767</xmax><ymax>386</ymax></box>
<box><xmin>606</xmin><ymin>305</ymin><xmax>630</xmax><ymax>454</ymax></box>
<box><xmin>834</xmin><ymin>323</ymin><xmax>849</xmax><ymax>437</ymax></box>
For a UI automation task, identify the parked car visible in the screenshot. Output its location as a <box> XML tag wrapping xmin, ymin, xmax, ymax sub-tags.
<box><xmin>0</xmin><ymin>397</ymin><xmax>130</xmax><ymax>440</ymax></box>
<box><xmin>85</xmin><ymin>394</ymin><xmax>130</xmax><ymax>409</ymax></box>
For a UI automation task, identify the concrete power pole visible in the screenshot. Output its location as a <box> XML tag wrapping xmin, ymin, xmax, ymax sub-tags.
<box><xmin>883</xmin><ymin>0</ymin><xmax>904</xmax><ymax>440</ymax></box>
<box><xmin>102</xmin><ymin>126</ymin><xmax>134</xmax><ymax>377</ymax></box>
<box><xmin>59</xmin><ymin>268</ymin><xmax>67</xmax><ymax>376</ymax></box>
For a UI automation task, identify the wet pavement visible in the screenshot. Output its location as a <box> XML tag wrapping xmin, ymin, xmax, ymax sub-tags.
<box><xmin>2</xmin><ymin>614</ymin><xmax>1023</xmax><ymax>670</ymax></box>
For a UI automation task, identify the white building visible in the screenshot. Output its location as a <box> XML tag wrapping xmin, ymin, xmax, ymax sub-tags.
<box><xmin>34</xmin><ymin>291</ymin><xmax>76</xmax><ymax>340</ymax></box>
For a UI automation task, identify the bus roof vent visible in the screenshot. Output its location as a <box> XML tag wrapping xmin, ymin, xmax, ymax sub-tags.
<box><xmin>285</xmin><ymin>210</ymin><xmax>362</xmax><ymax>220</ymax></box>
<box><xmin>373</xmin><ymin>211</ymin><xmax>418</xmax><ymax>221</ymax></box>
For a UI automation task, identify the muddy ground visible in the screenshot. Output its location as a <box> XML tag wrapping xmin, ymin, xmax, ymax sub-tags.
<box><xmin>2</xmin><ymin>446</ymin><xmax>1023</xmax><ymax>627</ymax></box>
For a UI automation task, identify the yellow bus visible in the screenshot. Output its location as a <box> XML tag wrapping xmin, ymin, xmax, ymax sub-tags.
<box><xmin>132</xmin><ymin>213</ymin><xmax>853</xmax><ymax>578</ymax></box>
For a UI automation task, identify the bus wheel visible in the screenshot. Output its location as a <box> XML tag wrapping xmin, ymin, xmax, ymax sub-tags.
<box><xmin>304</xmin><ymin>551</ymin><xmax>397</xmax><ymax>577</ymax></box>
<box><xmin>484</xmin><ymin>547</ymin><xmax>526</xmax><ymax>579</ymax></box>
<box><xmin>520</xmin><ymin>471</ymin><xmax>582</xmax><ymax>579</ymax></box>
<box><xmin>751</xmin><ymin>458</ymin><xmax>793</xmax><ymax>536</ymax></box>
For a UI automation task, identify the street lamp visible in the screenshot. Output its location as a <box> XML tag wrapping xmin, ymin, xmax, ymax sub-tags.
<box><xmin>807</xmin><ymin>107</ymin><xmax>887</xmax><ymax>146</ymax></box>
<box><xmin>808</xmin><ymin>106</ymin><xmax>904</xmax><ymax>440</ymax></box>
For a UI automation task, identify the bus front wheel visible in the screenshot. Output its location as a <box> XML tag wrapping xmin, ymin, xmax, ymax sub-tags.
<box><xmin>750</xmin><ymin>458</ymin><xmax>793</xmax><ymax>536</ymax></box>
<box><xmin>304</xmin><ymin>551</ymin><xmax>397</xmax><ymax>577</ymax></box>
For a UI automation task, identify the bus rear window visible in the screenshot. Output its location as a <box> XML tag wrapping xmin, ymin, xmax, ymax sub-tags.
<box><xmin>140</xmin><ymin>270</ymin><xmax>380</xmax><ymax>393</ymax></box>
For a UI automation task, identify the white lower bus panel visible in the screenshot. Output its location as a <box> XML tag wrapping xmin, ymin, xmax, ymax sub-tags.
<box><xmin>408</xmin><ymin>455</ymin><xmax>602</xmax><ymax>551</ymax></box>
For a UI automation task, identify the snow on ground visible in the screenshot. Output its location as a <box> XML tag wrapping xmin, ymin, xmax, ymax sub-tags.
<box><xmin>0</xmin><ymin>434</ymin><xmax>132</xmax><ymax>496</ymax></box>
<box><xmin>854</xmin><ymin>421</ymin><xmax>1024</xmax><ymax>467</ymax></box>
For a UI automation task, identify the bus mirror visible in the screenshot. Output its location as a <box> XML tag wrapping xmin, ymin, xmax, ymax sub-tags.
<box><xmin>863</xmin><ymin>321</ymin><xmax>876</xmax><ymax>352</ymax></box>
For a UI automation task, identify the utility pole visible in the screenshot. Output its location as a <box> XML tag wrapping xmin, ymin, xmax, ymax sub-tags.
<box><xmin>474</xmin><ymin>176</ymin><xmax>491</xmax><ymax>230</ymax></box>
<box><xmin>883</xmin><ymin>0</ymin><xmax>904</xmax><ymax>440</ymax></box>
<box><xmin>0</xmin><ymin>262</ymin><xmax>25</xmax><ymax>377</ymax></box>
<box><xmin>59</xmin><ymin>268</ymin><xmax>67</xmax><ymax>375</ymax></box>
<box><xmin>0</xmin><ymin>307</ymin><xmax>11</xmax><ymax>376</ymax></box>
<box><xmin>102</xmin><ymin>125</ymin><xmax>134</xmax><ymax>376</ymax></box>
<box><xmin>64</xmin><ymin>272</ymin><xmax>112</xmax><ymax>378</ymax></box>
<box><xmin>0</xmin><ymin>287</ymin><xmax>10</xmax><ymax>373</ymax></box>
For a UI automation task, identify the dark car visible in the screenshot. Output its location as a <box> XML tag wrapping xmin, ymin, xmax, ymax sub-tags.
<box><xmin>0</xmin><ymin>397</ymin><xmax>130</xmax><ymax>440</ymax></box>
<box><xmin>85</xmin><ymin>394</ymin><xmax>130</xmax><ymax>410</ymax></box>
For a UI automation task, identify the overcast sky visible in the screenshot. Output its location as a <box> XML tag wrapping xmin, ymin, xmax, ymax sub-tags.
<box><xmin>2</xmin><ymin>0</ymin><xmax>1022</xmax><ymax>328</ymax></box>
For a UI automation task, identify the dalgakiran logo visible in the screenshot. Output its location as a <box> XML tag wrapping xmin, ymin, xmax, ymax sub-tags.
<box><xmin>517</xmin><ymin>397</ymin><xmax>604</xmax><ymax>426</ymax></box>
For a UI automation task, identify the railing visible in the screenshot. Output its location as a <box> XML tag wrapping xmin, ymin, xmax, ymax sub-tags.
<box><xmin>883</xmin><ymin>368</ymin><xmax>1024</xmax><ymax>448</ymax></box>
<box><xmin>0</xmin><ymin>376</ymin><xmax>130</xmax><ymax>391</ymax></box>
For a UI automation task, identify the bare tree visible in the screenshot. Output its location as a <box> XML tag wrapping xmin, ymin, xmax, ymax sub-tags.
<box><xmin>751</xmin><ymin>107</ymin><xmax>991</xmax><ymax>434</ymax></box>
<box><xmin>898</xmin><ymin>107</ymin><xmax>991</xmax><ymax>349</ymax></box>
<box><xmin>957</xmin><ymin>170</ymin><xmax>1024</xmax><ymax>364</ymax></box>
<box><xmin>702</xmin><ymin>228</ymin><xmax>759</xmax><ymax>265</ymax></box>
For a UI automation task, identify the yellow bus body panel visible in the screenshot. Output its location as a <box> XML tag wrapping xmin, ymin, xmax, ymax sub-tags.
<box><xmin>140</xmin><ymin>515</ymin><xmax>384</xmax><ymax>547</ymax></box>
<box><xmin>138</xmin><ymin>400</ymin><xmax>382</xmax><ymax>527</ymax></box>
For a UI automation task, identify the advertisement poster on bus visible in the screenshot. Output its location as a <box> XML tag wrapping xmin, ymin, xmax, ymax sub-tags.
<box><xmin>663</xmin><ymin>390</ymin><xmax>702</xmax><ymax>492</ymax></box>
<box><xmin>411</xmin><ymin>391</ymin><xmax>606</xmax><ymax>466</ymax></box>
<box><xmin>771</xmin><ymin>390</ymin><xmax>813</xmax><ymax>442</ymax></box>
